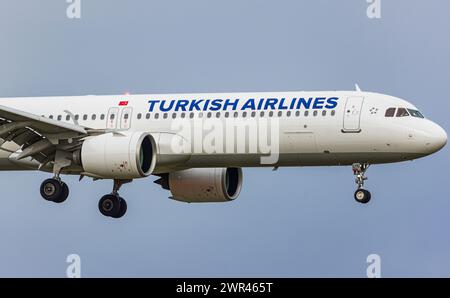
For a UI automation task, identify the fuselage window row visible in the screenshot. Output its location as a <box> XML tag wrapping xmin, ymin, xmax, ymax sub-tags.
<box><xmin>45</xmin><ymin>109</ymin><xmax>337</xmax><ymax>122</ymax></box>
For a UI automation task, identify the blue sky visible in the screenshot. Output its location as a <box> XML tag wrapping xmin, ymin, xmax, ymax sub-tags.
<box><xmin>0</xmin><ymin>0</ymin><xmax>449</xmax><ymax>277</ymax></box>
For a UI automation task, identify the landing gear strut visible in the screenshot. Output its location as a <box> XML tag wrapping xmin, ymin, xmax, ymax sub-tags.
<box><xmin>98</xmin><ymin>179</ymin><xmax>131</xmax><ymax>219</ymax></box>
<box><xmin>352</xmin><ymin>163</ymin><xmax>371</xmax><ymax>204</ymax></box>
<box><xmin>40</xmin><ymin>150</ymin><xmax>71</xmax><ymax>203</ymax></box>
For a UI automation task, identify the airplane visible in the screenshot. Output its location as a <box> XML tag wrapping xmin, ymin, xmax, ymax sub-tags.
<box><xmin>0</xmin><ymin>87</ymin><xmax>446</xmax><ymax>218</ymax></box>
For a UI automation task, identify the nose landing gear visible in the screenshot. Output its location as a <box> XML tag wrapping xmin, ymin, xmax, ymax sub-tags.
<box><xmin>352</xmin><ymin>163</ymin><xmax>371</xmax><ymax>204</ymax></box>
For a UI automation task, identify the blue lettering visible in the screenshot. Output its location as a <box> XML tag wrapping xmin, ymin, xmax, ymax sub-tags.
<box><xmin>242</xmin><ymin>99</ymin><xmax>256</xmax><ymax>110</ymax></box>
<box><xmin>189</xmin><ymin>99</ymin><xmax>204</xmax><ymax>111</ymax></box>
<box><xmin>278</xmin><ymin>98</ymin><xmax>288</xmax><ymax>110</ymax></box>
<box><xmin>202</xmin><ymin>99</ymin><xmax>211</xmax><ymax>111</ymax></box>
<box><xmin>264</xmin><ymin>98</ymin><xmax>278</xmax><ymax>110</ymax></box>
<box><xmin>174</xmin><ymin>100</ymin><xmax>189</xmax><ymax>111</ymax></box>
<box><xmin>290</xmin><ymin>98</ymin><xmax>297</xmax><ymax>109</ymax></box>
<box><xmin>223</xmin><ymin>99</ymin><xmax>239</xmax><ymax>111</ymax></box>
<box><xmin>296</xmin><ymin>97</ymin><xmax>313</xmax><ymax>109</ymax></box>
<box><xmin>313</xmin><ymin>97</ymin><xmax>326</xmax><ymax>109</ymax></box>
<box><xmin>160</xmin><ymin>100</ymin><xmax>174</xmax><ymax>112</ymax></box>
<box><xmin>325</xmin><ymin>97</ymin><xmax>339</xmax><ymax>109</ymax></box>
<box><xmin>210</xmin><ymin>99</ymin><xmax>223</xmax><ymax>111</ymax></box>
<box><xmin>148</xmin><ymin>100</ymin><xmax>160</xmax><ymax>112</ymax></box>
<box><xmin>257</xmin><ymin>98</ymin><xmax>264</xmax><ymax>110</ymax></box>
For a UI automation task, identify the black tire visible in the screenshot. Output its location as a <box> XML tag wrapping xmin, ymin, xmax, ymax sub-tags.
<box><xmin>112</xmin><ymin>197</ymin><xmax>127</xmax><ymax>219</ymax></box>
<box><xmin>354</xmin><ymin>189</ymin><xmax>371</xmax><ymax>204</ymax></box>
<box><xmin>40</xmin><ymin>179</ymin><xmax>63</xmax><ymax>202</ymax></box>
<box><xmin>98</xmin><ymin>194</ymin><xmax>122</xmax><ymax>217</ymax></box>
<box><xmin>53</xmin><ymin>182</ymin><xmax>69</xmax><ymax>203</ymax></box>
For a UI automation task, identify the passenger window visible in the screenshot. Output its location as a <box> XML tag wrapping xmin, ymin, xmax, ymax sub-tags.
<box><xmin>91</xmin><ymin>114</ymin><xmax>96</xmax><ymax>120</ymax></box>
<box><xmin>304</xmin><ymin>111</ymin><xmax>309</xmax><ymax>117</ymax></box>
<box><xmin>313</xmin><ymin>111</ymin><xmax>318</xmax><ymax>116</ymax></box>
<box><xmin>146</xmin><ymin>113</ymin><xmax>151</xmax><ymax>119</ymax></box>
<box><xmin>137</xmin><ymin>113</ymin><xmax>142</xmax><ymax>119</ymax></box>
<box><xmin>287</xmin><ymin>111</ymin><xmax>291</xmax><ymax>117</ymax></box>
<box><xmin>181</xmin><ymin>112</ymin><xmax>186</xmax><ymax>118</ymax></box>
<box><xmin>225</xmin><ymin>112</ymin><xmax>229</xmax><ymax>118</ymax></box>
<box><xmin>163</xmin><ymin>113</ymin><xmax>168</xmax><ymax>119</ymax></box>
<box><xmin>269</xmin><ymin>111</ymin><xmax>274</xmax><ymax>117</ymax></box>
<box><xmin>207</xmin><ymin>112</ymin><xmax>212</xmax><ymax>118</ymax></box>
<box><xmin>396</xmin><ymin>108</ymin><xmax>409</xmax><ymax>117</ymax></box>
<box><xmin>83</xmin><ymin>114</ymin><xmax>88</xmax><ymax>120</ymax></box>
<box><xmin>322</xmin><ymin>110</ymin><xmax>327</xmax><ymax>116</ymax></box>
<box><xmin>234</xmin><ymin>112</ymin><xmax>238</xmax><ymax>118</ymax></box>
<box><xmin>57</xmin><ymin>115</ymin><xmax>62</xmax><ymax>121</ymax></box>
<box><xmin>216</xmin><ymin>112</ymin><xmax>221</xmax><ymax>118</ymax></box>
<box><xmin>172</xmin><ymin>113</ymin><xmax>177</xmax><ymax>119</ymax></box>
<box><xmin>155</xmin><ymin>113</ymin><xmax>159</xmax><ymax>119</ymax></box>
<box><xmin>251</xmin><ymin>111</ymin><xmax>256</xmax><ymax>118</ymax></box>
<box><xmin>278</xmin><ymin>111</ymin><xmax>282</xmax><ymax>117</ymax></box>
<box><xmin>100</xmin><ymin>114</ymin><xmax>105</xmax><ymax>120</ymax></box>
<box><xmin>49</xmin><ymin>115</ymin><xmax>54</xmax><ymax>119</ymax></box>
<box><xmin>198</xmin><ymin>112</ymin><xmax>203</xmax><ymax>118</ymax></box>
<box><xmin>260</xmin><ymin>111</ymin><xmax>265</xmax><ymax>117</ymax></box>
<box><xmin>331</xmin><ymin>110</ymin><xmax>336</xmax><ymax>116</ymax></box>
<box><xmin>295</xmin><ymin>111</ymin><xmax>300</xmax><ymax>117</ymax></box>
<box><xmin>385</xmin><ymin>108</ymin><xmax>396</xmax><ymax>117</ymax></box>
<box><xmin>189</xmin><ymin>112</ymin><xmax>194</xmax><ymax>119</ymax></box>
<box><xmin>109</xmin><ymin>114</ymin><xmax>114</xmax><ymax>120</ymax></box>
<box><xmin>75</xmin><ymin>115</ymin><xmax>79</xmax><ymax>120</ymax></box>
<box><xmin>66</xmin><ymin>115</ymin><xmax>70</xmax><ymax>121</ymax></box>
<box><xmin>242</xmin><ymin>112</ymin><xmax>247</xmax><ymax>117</ymax></box>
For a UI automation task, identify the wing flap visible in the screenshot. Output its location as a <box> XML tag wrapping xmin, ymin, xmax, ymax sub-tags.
<box><xmin>0</xmin><ymin>104</ymin><xmax>88</xmax><ymax>164</ymax></box>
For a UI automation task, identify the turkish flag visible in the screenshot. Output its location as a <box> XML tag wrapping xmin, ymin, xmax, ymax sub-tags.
<box><xmin>119</xmin><ymin>101</ymin><xmax>128</xmax><ymax>106</ymax></box>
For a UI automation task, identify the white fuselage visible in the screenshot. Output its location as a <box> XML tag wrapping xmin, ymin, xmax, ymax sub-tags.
<box><xmin>0</xmin><ymin>91</ymin><xmax>446</xmax><ymax>173</ymax></box>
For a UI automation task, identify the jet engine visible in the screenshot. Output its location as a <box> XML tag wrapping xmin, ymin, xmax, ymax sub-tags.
<box><xmin>155</xmin><ymin>168</ymin><xmax>243</xmax><ymax>203</ymax></box>
<box><xmin>78</xmin><ymin>132</ymin><xmax>156</xmax><ymax>179</ymax></box>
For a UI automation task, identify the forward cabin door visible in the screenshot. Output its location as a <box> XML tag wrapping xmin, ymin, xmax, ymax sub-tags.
<box><xmin>342</xmin><ymin>96</ymin><xmax>364</xmax><ymax>132</ymax></box>
<box><xmin>106</xmin><ymin>107</ymin><xmax>119</xmax><ymax>129</ymax></box>
<box><xmin>120</xmin><ymin>107</ymin><xmax>133</xmax><ymax>130</ymax></box>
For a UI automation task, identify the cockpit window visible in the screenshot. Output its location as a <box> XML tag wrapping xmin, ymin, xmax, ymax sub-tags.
<box><xmin>407</xmin><ymin>109</ymin><xmax>424</xmax><ymax>118</ymax></box>
<box><xmin>396</xmin><ymin>108</ymin><xmax>409</xmax><ymax>117</ymax></box>
<box><xmin>385</xmin><ymin>108</ymin><xmax>396</xmax><ymax>117</ymax></box>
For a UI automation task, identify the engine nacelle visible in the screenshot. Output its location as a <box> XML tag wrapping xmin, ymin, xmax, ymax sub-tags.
<box><xmin>80</xmin><ymin>132</ymin><xmax>156</xmax><ymax>179</ymax></box>
<box><xmin>156</xmin><ymin>168</ymin><xmax>243</xmax><ymax>203</ymax></box>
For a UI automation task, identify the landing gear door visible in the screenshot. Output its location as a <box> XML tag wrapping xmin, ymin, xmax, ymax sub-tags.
<box><xmin>120</xmin><ymin>107</ymin><xmax>133</xmax><ymax>130</ymax></box>
<box><xmin>342</xmin><ymin>96</ymin><xmax>364</xmax><ymax>132</ymax></box>
<box><xmin>106</xmin><ymin>107</ymin><xmax>119</xmax><ymax>130</ymax></box>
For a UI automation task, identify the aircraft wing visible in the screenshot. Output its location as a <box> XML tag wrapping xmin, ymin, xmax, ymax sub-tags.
<box><xmin>0</xmin><ymin>105</ymin><xmax>88</xmax><ymax>164</ymax></box>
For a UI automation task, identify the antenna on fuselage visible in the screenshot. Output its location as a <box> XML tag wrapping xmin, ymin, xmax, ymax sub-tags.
<box><xmin>355</xmin><ymin>84</ymin><xmax>362</xmax><ymax>92</ymax></box>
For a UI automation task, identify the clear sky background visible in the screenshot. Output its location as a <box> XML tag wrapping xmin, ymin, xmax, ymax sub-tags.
<box><xmin>0</xmin><ymin>0</ymin><xmax>449</xmax><ymax>277</ymax></box>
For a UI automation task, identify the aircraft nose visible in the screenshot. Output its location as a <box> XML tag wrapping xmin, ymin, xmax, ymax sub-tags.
<box><xmin>424</xmin><ymin>122</ymin><xmax>447</xmax><ymax>154</ymax></box>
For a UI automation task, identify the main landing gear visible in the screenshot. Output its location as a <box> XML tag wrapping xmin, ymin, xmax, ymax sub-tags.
<box><xmin>38</xmin><ymin>151</ymin><xmax>130</xmax><ymax>218</ymax></box>
<box><xmin>40</xmin><ymin>150</ymin><xmax>71</xmax><ymax>203</ymax></box>
<box><xmin>98</xmin><ymin>179</ymin><xmax>131</xmax><ymax>219</ymax></box>
<box><xmin>40</xmin><ymin>178</ymin><xmax>69</xmax><ymax>203</ymax></box>
<box><xmin>352</xmin><ymin>163</ymin><xmax>372</xmax><ymax>204</ymax></box>
<box><xmin>40</xmin><ymin>177</ymin><xmax>130</xmax><ymax>219</ymax></box>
